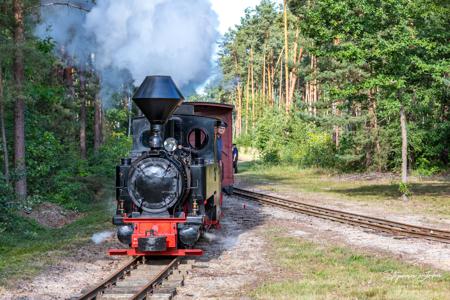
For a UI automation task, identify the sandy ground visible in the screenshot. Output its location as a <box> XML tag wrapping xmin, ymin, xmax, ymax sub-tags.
<box><xmin>175</xmin><ymin>197</ymin><xmax>271</xmax><ymax>299</ymax></box>
<box><xmin>230</xmin><ymin>184</ymin><xmax>450</xmax><ymax>271</ymax></box>
<box><xmin>261</xmin><ymin>202</ymin><xmax>450</xmax><ymax>272</ymax></box>
<box><xmin>176</xmin><ymin>195</ymin><xmax>450</xmax><ymax>299</ymax></box>
<box><xmin>0</xmin><ymin>196</ymin><xmax>271</xmax><ymax>300</ymax></box>
<box><xmin>1</xmin><ymin>193</ymin><xmax>449</xmax><ymax>300</ymax></box>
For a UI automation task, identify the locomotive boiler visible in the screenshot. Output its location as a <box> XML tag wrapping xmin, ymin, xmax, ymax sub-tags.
<box><xmin>109</xmin><ymin>75</ymin><xmax>227</xmax><ymax>256</ymax></box>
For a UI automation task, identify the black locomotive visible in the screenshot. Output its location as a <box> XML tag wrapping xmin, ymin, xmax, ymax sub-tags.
<box><xmin>109</xmin><ymin>76</ymin><xmax>223</xmax><ymax>256</ymax></box>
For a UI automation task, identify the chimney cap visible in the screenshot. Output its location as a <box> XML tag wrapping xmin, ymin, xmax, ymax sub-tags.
<box><xmin>133</xmin><ymin>75</ymin><xmax>184</xmax><ymax>101</ymax></box>
<box><xmin>132</xmin><ymin>75</ymin><xmax>184</xmax><ymax>124</ymax></box>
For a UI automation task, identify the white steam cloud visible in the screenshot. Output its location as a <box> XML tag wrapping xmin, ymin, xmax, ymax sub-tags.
<box><xmin>91</xmin><ymin>230</ymin><xmax>114</xmax><ymax>244</ymax></box>
<box><xmin>36</xmin><ymin>0</ymin><xmax>219</xmax><ymax>101</ymax></box>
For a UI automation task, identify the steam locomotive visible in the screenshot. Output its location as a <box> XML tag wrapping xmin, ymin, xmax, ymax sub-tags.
<box><xmin>108</xmin><ymin>76</ymin><xmax>233</xmax><ymax>256</ymax></box>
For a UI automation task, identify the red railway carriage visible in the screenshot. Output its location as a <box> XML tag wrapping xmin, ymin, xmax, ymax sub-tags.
<box><xmin>188</xmin><ymin>102</ymin><xmax>234</xmax><ymax>192</ymax></box>
<box><xmin>109</xmin><ymin>75</ymin><xmax>234</xmax><ymax>257</ymax></box>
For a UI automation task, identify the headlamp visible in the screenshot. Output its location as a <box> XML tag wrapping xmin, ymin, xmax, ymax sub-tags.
<box><xmin>164</xmin><ymin>138</ymin><xmax>178</xmax><ymax>152</ymax></box>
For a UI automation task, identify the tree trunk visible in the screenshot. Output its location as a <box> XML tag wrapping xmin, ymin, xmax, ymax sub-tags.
<box><xmin>262</xmin><ymin>53</ymin><xmax>266</xmax><ymax>102</ymax></box>
<box><xmin>267</xmin><ymin>64</ymin><xmax>271</xmax><ymax>106</ymax></box>
<box><xmin>0</xmin><ymin>70</ymin><xmax>10</xmax><ymax>183</ymax></box>
<box><xmin>13</xmin><ymin>0</ymin><xmax>27</xmax><ymax>200</ymax></box>
<box><xmin>233</xmin><ymin>50</ymin><xmax>242</xmax><ymax>137</ymax></box>
<box><xmin>440</xmin><ymin>102</ymin><xmax>449</xmax><ymax>166</ymax></box>
<box><xmin>312</xmin><ymin>55</ymin><xmax>318</xmax><ymax>116</ymax></box>
<box><xmin>127</xmin><ymin>95</ymin><xmax>132</xmax><ymax>137</ymax></box>
<box><xmin>279</xmin><ymin>58</ymin><xmax>283</xmax><ymax>109</ymax></box>
<box><xmin>274</xmin><ymin>48</ymin><xmax>285</xmax><ymax>108</ymax></box>
<box><xmin>305</xmin><ymin>81</ymin><xmax>310</xmax><ymax>114</ymax></box>
<box><xmin>400</xmin><ymin>104</ymin><xmax>408</xmax><ymax>202</ymax></box>
<box><xmin>80</xmin><ymin>98</ymin><xmax>86</xmax><ymax>158</ymax></box>
<box><xmin>236</xmin><ymin>84</ymin><xmax>242</xmax><ymax>136</ymax></box>
<box><xmin>94</xmin><ymin>96</ymin><xmax>102</xmax><ymax>152</ymax></box>
<box><xmin>368</xmin><ymin>89</ymin><xmax>381</xmax><ymax>171</ymax></box>
<box><xmin>332</xmin><ymin>101</ymin><xmax>340</xmax><ymax>148</ymax></box>
<box><xmin>283</xmin><ymin>0</ymin><xmax>289</xmax><ymax>111</ymax></box>
<box><xmin>250</xmin><ymin>47</ymin><xmax>255</xmax><ymax>129</ymax></box>
<box><xmin>287</xmin><ymin>28</ymin><xmax>299</xmax><ymax>112</ymax></box>
<box><xmin>289</xmin><ymin>43</ymin><xmax>303</xmax><ymax>109</ymax></box>
<box><xmin>245</xmin><ymin>64</ymin><xmax>250</xmax><ymax>134</ymax></box>
<box><xmin>270</xmin><ymin>49</ymin><xmax>275</xmax><ymax>106</ymax></box>
<box><xmin>305</xmin><ymin>54</ymin><xmax>316</xmax><ymax>115</ymax></box>
<box><xmin>79</xmin><ymin>71</ymin><xmax>87</xmax><ymax>159</ymax></box>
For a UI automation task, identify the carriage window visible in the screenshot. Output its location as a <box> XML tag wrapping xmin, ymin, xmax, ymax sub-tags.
<box><xmin>188</xmin><ymin>128</ymin><xmax>208</xmax><ymax>150</ymax></box>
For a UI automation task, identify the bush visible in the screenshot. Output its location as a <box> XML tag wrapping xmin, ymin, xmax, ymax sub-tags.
<box><xmin>415</xmin><ymin>158</ymin><xmax>441</xmax><ymax>176</ymax></box>
<box><xmin>253</xmin><ymin>109</ymin><xmax>286</xmax><ymax>163</ymax></box>
<box><xmin>283</xmin><ymin>117</ymin><xmax>335</xmax><ymax>168</ymax></box>
<box><xmin>89</xmin><ymin>134</ymin><xmax>132</xmax><ymax>178</ymax></box>
<box><xmin>49</xmin><ymin>170</ymin><xmax>94</xmax><ymax>211</ymax></box>
<box><xmin>251</xmin><ymin>110</ymin><xmax>335</xmax><ymax>167</ymax></box>
<box><xmin>0</xmin><ymin>177</ymin><xmax>14</xmax><ymax>233</ymax></box>
<box><xmin>234</xmin><ymin>133</ymin><xmax>253</xmax><ymax>148</ymax></box>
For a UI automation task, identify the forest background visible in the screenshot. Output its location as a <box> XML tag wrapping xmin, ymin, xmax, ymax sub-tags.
<box><xmin>0</xmin><ymin>0</ymin><xmax>449</xmax><ymax>235</ymax></box>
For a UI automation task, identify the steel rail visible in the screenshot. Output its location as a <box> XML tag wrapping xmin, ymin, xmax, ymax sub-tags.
<box><xmin>234</xmin><ymin>187</ymin><xmax>450</xmax><ymax>244</ymax></box>
<box><xmin>77</xmin><ymin>257</ymin><xmax>180</xmax><ymax>300</ymax></box>
<box><xmin>131</xmin><ymin>257</ymin><xmax>180</xmax><ymax>300</ymax></box>
<box><xmin>78</xmin><ymin>256</ymin><xmax>142</xmax><ymax>300</ymax></box>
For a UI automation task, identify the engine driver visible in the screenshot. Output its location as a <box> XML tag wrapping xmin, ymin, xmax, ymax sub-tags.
<box><xmin>215</xmin><ymin>120</ymin><xmax>227</xmax><ymax>180</ymax></box>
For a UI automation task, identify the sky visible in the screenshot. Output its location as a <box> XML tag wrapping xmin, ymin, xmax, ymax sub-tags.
<box><xmin>210</xmin><ymin>0</ymin><xmax>261</xmax><ymax>34</ymax></box>
<box><xmin>211</xmin><ymin>0</ymin><xmax>282</xmax><ymax>34</ymax></box>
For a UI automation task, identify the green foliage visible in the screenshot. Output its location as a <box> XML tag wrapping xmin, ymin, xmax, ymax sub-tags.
<box><xmin>0</xmin><ymin>177</ymin><xmax>13</xmax><ymax>233</ymax></box>
<box><xmin>398</xmin><ymin>182</ymin><xmax>411</xmax><ymax>197</ymax></box>
<box><xmin>234</xmin><ymin>133</ymin><xmax>253</xmax><ymax>148</ymax></box>
<box><xmin>415</xmin><ymin>158</ymin><xmax>440</xmax><ymax>176</ymax></box>
<box><xmin>89</xmin><ymin>134</ymin><xmax>132</xmax><ymax>179</ymax></box>
<box><xmin>296</xmin><ymin>0</ymin><xmax>450</xmax><ymax>173</ymax></box>
<box><xmin>283</xmin><ymin>116</ymin><xmax>335</xmax><ymax>168</ymax></box>
<box><xmin>250</xmin><ymin>110</ymin><xmax>336</xmax><ymax>167</ymax></box>
<box><xmin>0</xmin><ymin>21</ymin><xmax>134</xmax><ymax>216</ymax></box>
<box><xmin>220</xmin><ymin>0</ymin><xmax>449</xmax><ymax>174</ymax></box>
<box><xmin>253</xmin><ymin>109</ymin><xmax>286</xmax><ymax>163</ymax></box>
<box><xmin>26</xmin><ymin>131</ymin><xmax>63</xmax><ymax>191</ymax></box>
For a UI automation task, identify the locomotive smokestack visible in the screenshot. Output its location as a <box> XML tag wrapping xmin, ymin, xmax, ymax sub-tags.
<box><xmin>133</xmin><ymin>76</ymin><xmax>184</xmax><ymax>149</ymax></box>
<box><xmin>133</xmin><ymin>75</ymin><xmax>184</xmax><ymax>124</ymax></box>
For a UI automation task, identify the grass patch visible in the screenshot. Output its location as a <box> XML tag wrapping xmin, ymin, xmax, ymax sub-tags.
<box><xmin>0</xmin><ymin>187</ymin><xmax>115</xmax><ymax>286</ymax></box>
<box><xmin>237</xmin><ymin>162</ymin><xmax>450</xmax><ymax>217</ymax></box>
<box><xmin>252</xmin><ymin>234</ymin><xmax>450</xmax><ymax>299</ymax></box>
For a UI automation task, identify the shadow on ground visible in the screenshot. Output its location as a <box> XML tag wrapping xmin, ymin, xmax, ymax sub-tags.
<box><xmin>334</xmin><ymin>183</ymin><xmax>450</xmax><ymax>200</ymax></box>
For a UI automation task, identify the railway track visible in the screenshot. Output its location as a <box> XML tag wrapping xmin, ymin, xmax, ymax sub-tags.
<box><xmin>234</xmin><ymin>187</ymin><xmax>450</xmax><ymax>244</ymax></box>
<box><xmin>78</xmin><ymin>256</ymin><xmax>188</xmax><ymax>300</ymax></box>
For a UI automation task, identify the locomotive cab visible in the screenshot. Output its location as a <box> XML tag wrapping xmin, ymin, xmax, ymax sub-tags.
<box><xmin>109</xmin><ymin>76</ymin><xmax>226</xmax><ymax>257</ymax></box>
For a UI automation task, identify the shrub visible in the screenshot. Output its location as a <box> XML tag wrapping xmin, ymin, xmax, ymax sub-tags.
<box><xmin>251</xmin><ymin>111</ymin><xmax>335</xmax><ymax>167</ymax></box>
<box><xmin>234</xmin><ymin>133</ymin><xmax>253</xmax><ymax>148</ymax></box>
<box><xmin>253</xmin><ymin>109</ymin><xmax>286</xmax><ymax>163</ymax></box>
<box><xmin>89</xmin><ymin>134</ymin><xmax>132</xmax><ymax>178</ymax></box>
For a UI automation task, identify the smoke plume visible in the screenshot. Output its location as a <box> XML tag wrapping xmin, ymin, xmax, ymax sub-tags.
<box><xmin>36</xmin><ymin>0</ymin><xmax>219</xmax><ymax>101</ymax></box>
